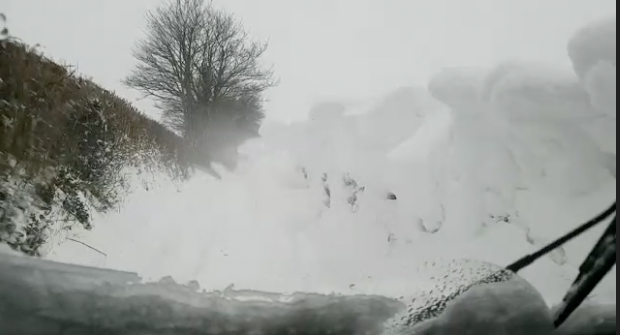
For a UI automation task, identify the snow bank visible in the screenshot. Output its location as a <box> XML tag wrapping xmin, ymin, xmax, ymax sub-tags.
<box><xmin>0</xmin><ymin>252</ymin><xmax>403</xmax><ymax>335</ymax></box>
<box><xmin>411</xmin><ymin>19</ymin><xmax>615</xmax><ymax>244</ymax></box>
<box><xmin>485</xmin><ymin>61</ymin><xmax>592</xmax><ymax>121</ymax></box>
<box><xmin>3</xmin><ymin>251</ymin><xmax>614</xmax><ymax>334</ymax></box>
<box><xmin>354</xmin><ymin>86</ymin><xmax>444</xmax><ymax>153</ymax></box>
<box><xmin>428</xmin><ymin>67</ymin><xmax>487</xmax><ymax>113</ymax></box>
<box><xmin>569</xmin><ymin>17</ymin><xmax>616</xmax><ymax>157</ymax></box>
<box><xmin>385</xmin><ymin>267</ymin><xmax>554</xmax><ymax>335</ymax></box>
<box><xmin>554</xmin><ymin>303</ymin><xmax>616</xmax><ymax>335</ymax></box>
<box><xmin>568</xmin><ymin>17</ymin><xmax>616</xmax><ymax>80</ymax></box>
<box><xmin>34</xmin><ymin>15</ymin><xmax>616</xmax><ymax>335</ymax></box>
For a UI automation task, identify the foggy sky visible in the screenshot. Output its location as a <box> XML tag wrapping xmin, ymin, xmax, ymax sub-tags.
<box><xmin>4</xmin><ymin>0</ymin><xmax>616</xmax><ymax>122</ymax></box>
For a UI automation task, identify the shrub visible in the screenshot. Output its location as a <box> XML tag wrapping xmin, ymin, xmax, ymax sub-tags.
<box><xmin>0</xmin><ymin>40</ymin><xmax>189</xmax><ymax>255</ymax></box>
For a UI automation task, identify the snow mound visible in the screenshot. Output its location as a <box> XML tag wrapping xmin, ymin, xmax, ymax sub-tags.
<box><xmin>0</xmin><ymin>253</ymin><xmax>403</xmax><ymax>335</ymax></box>
<box><xmin>485</xmin><ymin>61</ymin><xmax>592</xmax><ymax>121</ymax></box>
<box><xmin>568</xmin><ymin>18</ymin><xmax>616</xmax><ymax>152</ymax></box>
<box><xmin>308</xmin><ymin>101</ymin><xmax>346</xmax><ymax>121</ymax></box>
<box><xmin>583</xmin><ymin>59</ymin><xmax>616</xmax><ymax>118</ymax></box>
<box><xmin>570</xmin><ymin>17</ymin><xmax>617</xmax><ymax>129</ymax></box>
<box><xmin>428</xmin><ymin>67</ymin><xmax>487</xmax><ymax>112</ymax></box>
<box><xmin>357</xmin><ymin>86</ymin><xmax>443</xmax><ymax>143</ymax></box>
<box><xmin>568</xmin><ymin>17</ymin><xmax>616</xmax><ymax>80</ymax></box>
<box><xmin>38</xmin><ymin>14</ymin><xmax>616</xmax><ymax>335</ymax></box>
<box><xmin>382</xmin><ymin>259</ymin><xmax>553</xmax><ymax>334</ymax></box>
<box><xmin>405</xmin><ymin>275</ymin><xmax>553</xmax><ymax>335</ymax></box>
<box><xmin>553</xmin><ymin>303</ymin><xmax>616</xmax><ymax>335</ymax></box>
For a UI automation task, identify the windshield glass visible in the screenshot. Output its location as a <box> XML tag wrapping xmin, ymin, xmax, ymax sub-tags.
<box><xmin>0</xmin><ymin>1</ymin><xmax>616</xmax><ymax>334</ymax></box>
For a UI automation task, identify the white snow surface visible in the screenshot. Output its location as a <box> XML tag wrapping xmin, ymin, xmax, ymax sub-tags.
<box><xmin>40</xmin><ymin>17</ymin><xmax>616</xmax><ymax>333</ymax></box>
<box><xmin>386</xmin><ymin>272</ymin><xmax>555</xmax><ymax>335</ymax></box>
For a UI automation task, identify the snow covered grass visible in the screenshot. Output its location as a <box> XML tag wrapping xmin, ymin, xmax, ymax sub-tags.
<box><xmin>0</xmin><ymin>39</ymin><xmax>190</xmax><ymax>255</ymax></box>
<box><xmin>42</xmin><ymin>16</ymin><xmax>616</xmax><ymax>334</ymax></box>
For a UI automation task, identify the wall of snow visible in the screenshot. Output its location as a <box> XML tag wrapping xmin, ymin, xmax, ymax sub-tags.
<box><xmin>38</xmin><ymin>16</ymin><xmax>616</xmax><ymax>334</ymax></box>
<box><xmin>2</xmin><ymin>251</ymin><xmax>613</xmax><ymax>334</ymax></box>
<box><xmin>0</xmin><ymin>253</ymin><xmax>402</xmax><ymax>335</ymax></box>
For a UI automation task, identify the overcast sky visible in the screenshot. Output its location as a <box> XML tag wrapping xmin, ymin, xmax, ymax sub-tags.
<box><xmin>4</xmin><ymin>0</ymin><xmax>616</xmax><ymax>122</ymax></box>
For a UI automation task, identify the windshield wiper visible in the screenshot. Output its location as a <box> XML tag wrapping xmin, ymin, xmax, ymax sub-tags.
<box><xmin>553</xmin><ymin>213</ymin><xmax>616</xmax><ymax>327</ymax></box>
<box><xmin>506</xmin><ymin>202</ymin><xmax>617</xmax><ymax>328</ymax></box>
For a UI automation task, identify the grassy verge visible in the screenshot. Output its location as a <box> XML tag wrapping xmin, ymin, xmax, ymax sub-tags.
<box><xmin>0</xmin><ymin>40</ymin><xmax>189</xmax><ymax>255</ymax></box>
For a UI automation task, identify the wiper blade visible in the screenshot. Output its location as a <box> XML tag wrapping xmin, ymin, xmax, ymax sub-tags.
<box><xmin>505</xmin><ymin>202</ymin><xmax>616</xmax><ymax>328</ymax></box>
<box><xmin>553</xmin><ymin>214</ymin><xmax>616</xmax><ymax>328</ymax></box>
<box><xmin>506</xmin><ymin>203</ymin><xmax>616</xmax><ymax>273</ymax></box>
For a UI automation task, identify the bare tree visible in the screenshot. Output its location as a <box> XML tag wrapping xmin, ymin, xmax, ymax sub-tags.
<box><xmin>0</xmin><ymin>13</ymin><xmax>9</xmax><ymax>40</ymax></box>
<box><xmin>124</xmin><ymin>0</ymin><xmax>275</xmax><ymax>164</ymax></box>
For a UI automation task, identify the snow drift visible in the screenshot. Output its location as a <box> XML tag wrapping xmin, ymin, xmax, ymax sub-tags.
<box><xmin>0</xmin><ymin>252</ymin><xmax>402</xmax><ymax>335</ymax></box>
<box><xmin>25</xmin><ymin>16</ymin><xmax>616</xmax><ymax>335</ymax></box>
